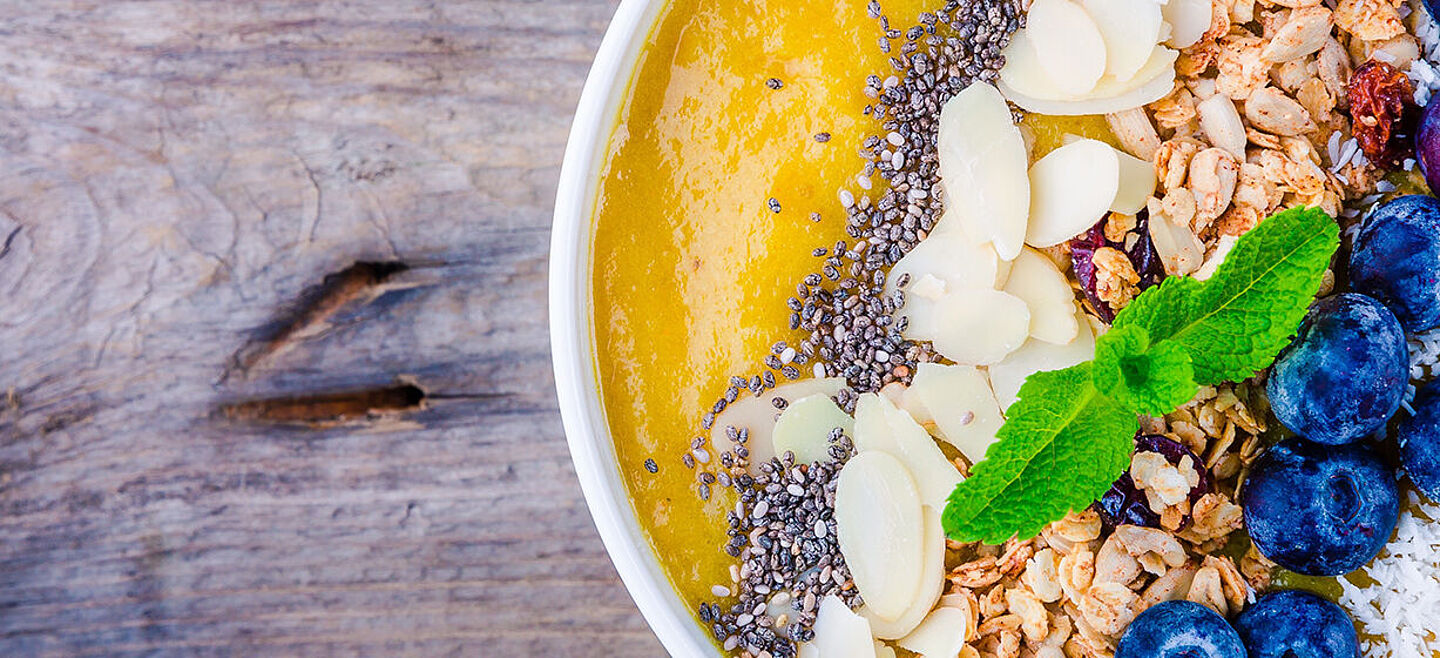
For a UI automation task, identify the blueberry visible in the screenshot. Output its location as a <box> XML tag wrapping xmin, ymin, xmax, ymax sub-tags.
<box><xmin>1399</xmin><ymin>379</ymin><xmax>1440</xmax><ymax>500</ymax></box>
<box><xmin>1241</xmin><ymin>437</ymin><xmax>1399</xmax><ymax>576</ymax></box>
<box><xmin>1097</xmin><ymin>436</ymin><xmax>1212</xmax><ymax>530</ymax></box>
<box><xmin>1266</xmin><ymin>293</ymin><xmax>1409</xmax><ymax>445</ymax></box>
<box><xmin>1350</xmin><ymin>195</ymin><xmax>1440</xmax><ymax>331</ymax></box>
<box><xmin>1418</xmin><ymin>90</ymin><xmax>1440</xmax><ymax>193</ymax></box>
<box><xmin>1234</xmin><ymin>590</ymin><xmax>1360</xmax><ymax>658</ymax></box>
<box><xmin>1116</xmin><ymin>600</ymin><xmax>1246</xmax><ymax>658</ymax></box>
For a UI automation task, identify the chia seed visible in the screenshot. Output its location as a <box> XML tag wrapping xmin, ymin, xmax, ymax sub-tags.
<box><xmin>697</xmin><ymin>438</ymin><xmax>861</xmax><ymax>658</ymax></box>
<box><xmin>682</xmin><ymin>2</ymin><xmax>1024</xmax><ymax>654</ymax></box>
<box><xmin>644</xmin><ymin>458</ymin><xmax>658</xmax><ymax>474</ymax></box>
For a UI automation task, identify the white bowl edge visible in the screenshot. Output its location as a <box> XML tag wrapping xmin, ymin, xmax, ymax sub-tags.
<box><xmin>549</xmin><ymin>0</ymin><xmax>719</xmax><ymax>656</ymax></box>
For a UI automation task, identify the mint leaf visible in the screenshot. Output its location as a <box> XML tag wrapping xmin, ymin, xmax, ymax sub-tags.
<box><xmin>941</xmin><ymin>207</ymin><xmax>1339</xmax><ymax>544</ymax></box>
<box><xmin>1092</xmin><ymin>325</ymin><xmax>1198</xmax><ymax>415</ymax></box>
<box><xmin>943</xmin><ymin>363</ymin><xmax>1138</xmax><ymax>544</ymax></box>
<box><xmin>1113</xmin><ymin>207</ymin><xmax>1338</xmax><ymax>384</ymax></box>
<box><xmin>1108</xmin><ymin>275</ymin><xmax>1203</xmax><ymax>343</ymax></box>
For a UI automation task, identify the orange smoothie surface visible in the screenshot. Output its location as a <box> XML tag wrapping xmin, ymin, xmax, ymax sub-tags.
<box><xmin>589</xmin><ymin>0</ymin><xmax>1113</xmax><ymax>632</ymax></box>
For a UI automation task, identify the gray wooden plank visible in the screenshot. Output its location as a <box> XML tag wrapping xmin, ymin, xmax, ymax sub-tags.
<box><xmin>0</xmin><ymin>0</ymin><xmax>666</xmax><ymax>655</ymax></box>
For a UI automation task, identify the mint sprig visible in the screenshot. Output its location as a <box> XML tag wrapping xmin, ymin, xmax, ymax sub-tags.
<box><xmin>942</xmin><ymin>364</ymin><xmax>1138</xmax><ymax>545</ymax></box>
<box><xmin>1112</xmin><ymin>207</ymin><xmax>1341</xmax><ymax>384</ymax></box>
<box><xmin>1092</xmin><ymin>325</ymin><xmax>1197</xmax><ymax>416</ymax></box>
<box><xmin>942</xmin><ymin>207</ymin><xmax>1338</xmax><ymax>543</ymax></box>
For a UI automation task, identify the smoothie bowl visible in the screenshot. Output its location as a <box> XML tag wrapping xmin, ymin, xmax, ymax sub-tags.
<box><xmin>551</xmin><ymin>0</ymin><xmax>1440</xmax><ymax>655</ymax></box>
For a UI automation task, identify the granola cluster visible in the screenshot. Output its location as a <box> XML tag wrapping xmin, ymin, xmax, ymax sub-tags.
<box><xmin>939</xmin><ymin>0</ymin><xmax>1434</xmax><ymax>640</ymax></box>
<box><xmin>932</xmin><ymin>379</ymin><xmax>1281</xmax><ymax>658</ymax></box>
<box><xmin>1090</xmin><ymin>0</ymin><xmax>1423</xmax><ymax>312</ymax></box>
<box><xmin>935</xmin><ymin>506</ymin><xmax>1252</xmax><ymax>658</ymax></box>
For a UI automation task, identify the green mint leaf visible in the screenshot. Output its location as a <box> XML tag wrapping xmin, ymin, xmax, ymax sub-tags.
<box><xmin>941</xmin><ymin>207</ymin><xmax>1337</xmax><ymax>544</ymax></box>
<box><xmin>942</xmin><ymin>363</ymin><xmax>1138</xmax><ymax>544</ymax></box>
<box><xmin>1092</xmin><ymin>325</ymin><xmax>1198</xmax><ymax>416</ymax></box>
<box><xmin>1113</xmin><ymin>206</ymin><xmax>1339</xmax><ymax>384</ymax></box>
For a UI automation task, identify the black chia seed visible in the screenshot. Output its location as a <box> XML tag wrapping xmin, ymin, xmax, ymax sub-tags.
<box><xmin>644</xmin><ymin>458</ymin><xmax>658</xmax><ymax>474</ymax></box>
<box><xmin>781</xmin><ymin>0</ymin><xmax>1022</xmax><ymax>393</ymax></box>
<box><xmin>697</xmin><ymin>435</ymin><xmax>861</xmax><ymax>657</ymax></box>
<box><xmin>684</xmin><ymin>2</ymin><xmax>1023</xmax><ymax>654</ymax></box>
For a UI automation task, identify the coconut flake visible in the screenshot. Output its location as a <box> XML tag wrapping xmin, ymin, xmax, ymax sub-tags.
<box><xmin>1338</xmin><ymin>493</ymin><xmax>1440</xmax><ymax>658</ymax></box>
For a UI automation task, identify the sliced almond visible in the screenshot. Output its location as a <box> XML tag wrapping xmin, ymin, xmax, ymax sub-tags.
<box><xmin>853</xmin><ymin>393</ymin><xmax>963</xmax><ymax>510</ymax></box>
<box><xmin>937</xmin><ymin>83</ymin><xmax>1029</xmax><ymax>261</ymax></box>
<box><xmin>1193</xmin><ymin>234</ymin><xmax>1238</xmax><ymax>281</ymax></box>
<box><xmin>810</xmin><ymin>594</ymin><xmax>880</xmax><ymax>658</ymax></box>
<box><xmin>897</xmin><ymin>606</ymin><xmax>970</xmax><ymax>658</ymax></box>
<box><xmin>1163</xmin><ymin>0</ymin><xmax>1214</xmax><ymax>48</ymax></box>
<box><xmin>987</xmin><ymin>307</ymin><xmax>1097</xmax><ymax>411</ymax></box>
<box><xmin>864</xmin><ymin>507</ymin><xmax>947</xmax><ymax>639</ymax></box>
<box><xmin>886</xmin><ymin>222</ymin><xmax>1010</xmax><ymax>303</ymax></box>
<box><xmin>1027</xmin><ymin>0</ymin><xmax>1109</xmax><ymax>96</ymax></box>
<box><xmin>1106</xmin><ymin>108</ymin><xmax>1162</xmax><ymax>161</ymax></box>
<box><xmin>909</xmin><ymin>363</ymin><xmax>1005</xmax><ymax>463</ymax></box>
<box><xmin>1080</xmin><ymin>0</ymin><xmax>1165</xmax><ymax>81</ymax></box>
<box><xmin>1261</xmin><ymin>6</ymin><xmax>1332</xmax><ymax>63</ymax></box>
<box><xmin>1113</xmin><ymin>148</ymin><xmax>1159</xmax><ymax>215</ymax></box>
<box><xmin>710</xmin><ymin>377</ymin><xmax>847</xmax><ymax>472</ymax></box>
<box><xmin>906</xmin><ymin>288</ymin><xmax>1031</xmax><ymax>366</ymax></box>
<box><xmin>1005</xmin><ymin>248</ymin><xmax>1080</xmax><ymax>345</ymax></box>
<box><xmin>1001</xmin><ymin>44</ymin><xmax>1177</xmax><ymax>113</ymax></box>
<box><xmin>772</xmin><ymin>394</ymin><xmax>856</xmax><ymax>465</ymax></box>
<box><xmin>997</xmin><ymin>28</ymin><xmax>1065</xmax><ymax>104</ymax></box>
<box><xmin>835</xmin><ymin>452</ymin><xmax>926</xmax><ymax>622</ymax></box>
<box><xmin>1027</xmin><ymin>139</ymin><xmax>1120</xmax><ymax>247</ymax></box>
<box><xmin>1148</xmin><ymin>210</ymin><xmax>1206</xmax><ymax>276</ymax></box>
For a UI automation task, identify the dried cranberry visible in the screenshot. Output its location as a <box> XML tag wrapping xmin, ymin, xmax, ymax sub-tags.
<box><xmin>1136</xmin><ymin>435</ymin><xmax>1214</xmax><ymax>504</ymax></box>
<box><xmin>1069</xmin><ymin>211</ymin><xmax>1165</xmax><ymax>322</ymax></box>
<box><xmin>1095</xmin><ymin>435</ymin><xmax>1212</xmax><ymax>531</ymax></box>
<box><xmin>1348</xmin><ymin>59</ymin><xmax>1419</xmax><ymax>170</ymax></box>
<box><xmin>1095</xmin><ymin>472</ymin><xmax>1160</xmax><ymax>529</ymax></box>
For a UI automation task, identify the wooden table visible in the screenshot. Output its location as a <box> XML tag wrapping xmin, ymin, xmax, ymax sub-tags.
<box><xmin>0</xmin><ymin>1</ymin><xmax>666</xmax><ymax>654</ymax></box>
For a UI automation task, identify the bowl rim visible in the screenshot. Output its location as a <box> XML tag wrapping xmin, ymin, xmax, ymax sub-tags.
<box><xmin>549</xmin><ymin>0</ymin><xmax>718</xmax><ymax>655</ymax></box>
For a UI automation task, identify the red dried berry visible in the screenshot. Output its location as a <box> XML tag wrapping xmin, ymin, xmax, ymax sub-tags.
<box><xmin>1347</xmin><ymin>59</ymin><xmax>1419</xmax><ymax>170</ymax></box>
<box><xmin>1070</xmin><ymin>211</ymin><xmax>1164</xmax><ymax>323</ymax></box>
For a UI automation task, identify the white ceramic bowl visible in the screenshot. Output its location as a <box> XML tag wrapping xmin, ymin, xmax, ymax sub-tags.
<box><xmin>549</xmin><ymin>0</ymin><xmax>718</xmax><ymax>655</ymax></box>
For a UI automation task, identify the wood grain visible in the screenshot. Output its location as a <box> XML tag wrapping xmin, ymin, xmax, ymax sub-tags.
<box><xmin>0</xmin><ymin>0</ymin><xmax>665</xmax><ymax>654</ymax></box>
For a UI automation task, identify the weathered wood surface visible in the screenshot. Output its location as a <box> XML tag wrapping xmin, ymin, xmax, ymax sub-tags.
<box><xmin>0</xmin><ymin>0</ymin><xmax>666</xmax><ymax>655</ymax></box>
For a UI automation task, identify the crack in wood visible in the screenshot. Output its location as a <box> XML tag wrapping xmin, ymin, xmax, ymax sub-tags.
<box><xmin>227</xmin><ymin>261</ymin><xmax>410</xmax><ymax>377</ymax></box>
<box><xmin>219</xmin><ymin>382</ymin><xmax>426</xmax><ymax>427</ymax></box>
<box><xmin>0</xmin><ymin>225</ymin><xmax>20</xmax><ymax>262</ymax></box>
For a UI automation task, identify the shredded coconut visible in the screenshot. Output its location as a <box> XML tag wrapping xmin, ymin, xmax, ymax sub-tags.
<box><xmin>1409</xmin><ymin>0</ymin><xmax>1440</xmax><ymax>106</ymax></box>
<box><xmin>1339</xmin><ymin>492</ymin><xmax>1440</xmax><ymax>658</ymax></box>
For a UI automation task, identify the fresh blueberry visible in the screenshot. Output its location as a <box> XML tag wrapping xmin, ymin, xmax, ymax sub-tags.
<box><xmin>1116</xmin><ymin>600</ymin><xmax>1246</xmax><ymax>658</ymax></box>
<box><xmin>1097</xmin><ymin>435</ymin><xmax>1212</xmax><ymax>530</ymax></box>
<box><xmin>1399</xmin><ymin>379</ymin><xmax>1440</xmax><ymax>501</ymax></box>
<box><xmin>1418</xmin><ymin>91</ymin><xmax>1440</xmax><ymax>193</ymax></box>
<box><xmin>1266</xmin><ymin>293</ymin><xmax>1409</xmax><ymax>445</ymax></box>
<box><xmin>1350</xmin><ymin>195</ymin><xmax>1440</xmax><ymax>331</ymax></box>
<box><xmin>1241</xmin><ymin>437</ymin><xmax>1399</xmax><ymax>576</ymax></box>
<box><xmin>1234</xmin><ymin>590</ymin><xmax>1360</xmax><ymax>658</ymax></box>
